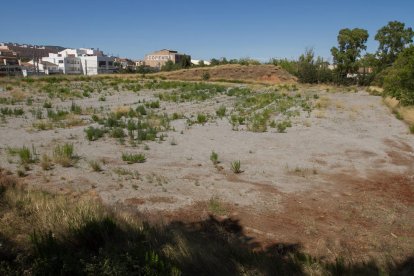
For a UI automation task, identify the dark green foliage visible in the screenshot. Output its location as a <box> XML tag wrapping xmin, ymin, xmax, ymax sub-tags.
<box><xmin>0</xmin><ymin>107</ymin><xmax>24</xmax><ymax>116</ymax></box>
<box><xmin>375</xmin><ymin>21</ymin><xmax>414</xmax><ymax>68</ymax></box>
<box><xmin>136</xmin><ymin>105</ymin><xmax>147</xmax><ymax>115</ymax></box>
<box><xmin>383</xmin><ymin>45</ymin><xmax>414</xmax><ymax>105</ymax></box>
<box><xmin>276</xmin><ymin>121</ymin><xmax>292</xmax><ymax>133</ymax></box>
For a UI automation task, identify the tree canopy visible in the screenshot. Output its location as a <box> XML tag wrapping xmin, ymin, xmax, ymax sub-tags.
<box><xmin>375</xmin><ymin>21</ymin><xmax>414</xmax><ymax>68</ymax></box>
<box><xmin>331</xmin><ymin>28</ymin><xmax>369</xmax><ymax>82</ymax></box>
<box><xmin>383</xmin><ymin>45</ymin><xmax>414</xmax><ymax>105</ymax></box>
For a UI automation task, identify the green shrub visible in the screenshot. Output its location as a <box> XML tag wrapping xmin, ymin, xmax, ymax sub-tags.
<box><xmin>85</xmin><ymin>126</ymin><xmax>106</xmax><ymax>141</ymax></box>
<box><xmin>122</xmin><ymin>152</ymin><xmax>146</xmax><ymax>164</ymax></box>
<box><xmin>210</xmin><ymin>151</ymin><xmax>219</xmax><ymax>165</ymax></box>
<box><xmin>410</xmin><ymin>125</ymin><xmax>414</xmax><ymax>134</ymax></box>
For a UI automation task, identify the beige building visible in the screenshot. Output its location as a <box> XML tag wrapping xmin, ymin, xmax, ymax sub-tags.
<box><xmin>144</xmin><ymin>49</ymin><xmax>190</xmax><ymax>68</ymax></box>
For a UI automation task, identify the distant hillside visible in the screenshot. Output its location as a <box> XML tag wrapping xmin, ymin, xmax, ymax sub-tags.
<box><xmin>2</xmin><ymin>43</ymin><xmax>66</xmax><ymax>60</ymax></box>
<box><xmin>156</xmin><ymin>64</ymin><xmax>298</xmax><ymax>84</ymax></box>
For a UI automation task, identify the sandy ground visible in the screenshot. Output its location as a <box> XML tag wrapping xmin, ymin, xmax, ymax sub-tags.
<box><xmin>1</xmin><ymin>86</ymin><xmax>413</xmax><ymax>261</ymax></box>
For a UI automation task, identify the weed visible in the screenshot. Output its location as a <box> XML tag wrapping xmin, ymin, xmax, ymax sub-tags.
<box><xmin>85</xmin><ymin>126</ymin><xmax>106</xmax><ymax>141</ymax></box>
<box><xmin>208</xmin><ymin>196</ymin><xmax>227</xmax><ymax>215</ymax></box>
<box><xmin>216</xmin><ymin>105</ymin><xmax>226</xmax><ymax>118</ymax></box>
<box><xmin>18</xmin><ymin>146</ymin><xmax>36</xmax><ymax>165</ymax></box>
<box><xmin>410</xmin><ymin>125</ymin><xmax>414</xmax><ymax>134</ymax></box>
<box><xmin>40</xmin><ymin>154</ymin><xmax>53</xmax><ymax>170</ymax></box>
<box><xmin>43</xmin><ymin>102</ymin><xmax>52</xmax><ymax>108</ymax></box>
<box><xmin>110</xmin><ymin>127</ymin><xmax>126</xmax><ymax>138</ymax></box>
<box><xmin>89</xmin><ymin>160</ymin><xmax>102</xmax><ymax>172</ymax></box>
<box><xmin>276</xmin><ymin>121</ymin><xmax>292</xmax><ymax>133</ymax></box>
<box><xmin>53</xmin><ymin>143</ymin><xmax>76</xmax><ymax>167</ymax></box>
<box><xmin>70</xmin><ymin>101</ymin><xmax>82</xmax><ymax>114</ymax></box>
<box><xmin>210</xmin><ymin>151</ymin><xmax>219</xmax><ymax>165</ymax></box>
<box><xmin>231</xmin><ymin>160</ymin><xmax>242</xmax><ymax>174</ymax></box>
<box><xmin>196</xmin><ymin>113</ymin><xmax>207</xmax><ymax>124</ymax></box>
<box><xmin>122</xmin><ymin>152</ymin><xmax>146</xmax><ymax>164</ymax></box>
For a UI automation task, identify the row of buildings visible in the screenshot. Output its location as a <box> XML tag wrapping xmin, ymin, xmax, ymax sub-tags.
<box><xmin>0</xmin><ymin>43</ymin><xmax>192</xmax><ymax>76</ymax></box>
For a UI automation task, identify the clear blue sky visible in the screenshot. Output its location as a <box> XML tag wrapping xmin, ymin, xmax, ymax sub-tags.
<box><xmin>1</xmin><ymin>0</ymin><xmax>413</xmax><ymax>61</ymax></box>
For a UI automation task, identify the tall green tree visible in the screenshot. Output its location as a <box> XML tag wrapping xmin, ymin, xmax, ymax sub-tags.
<box><xmin>383</xmin><ymin>45</ymin><xmax>414</xmax><ymax>105</ymax></box>
<box><xmin>375</xmin><ymin>21</ymin><xmax>414</xmax><ymax>68</ymax></box>
<box><xmin>331</xmin><ymin>28</ymin><xmax>369</xmax><ymax>83</ymax></box>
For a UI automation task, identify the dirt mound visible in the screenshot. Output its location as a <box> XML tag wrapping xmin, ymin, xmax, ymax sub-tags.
<box><xmin>156</xmin><ymin>64</ymin><xmax>298</xmax><ymax>84</ymax></box>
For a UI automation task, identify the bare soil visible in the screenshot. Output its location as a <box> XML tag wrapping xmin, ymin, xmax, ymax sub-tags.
<box><xmin>156</xmin><ymin>64</ymin><xmax>298</xmax><ymax>84</ymax></box>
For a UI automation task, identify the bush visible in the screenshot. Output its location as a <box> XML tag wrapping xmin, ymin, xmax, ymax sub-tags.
<box><xmin>122</xmin><ymin>153</ymin><xmax>146</xmax><ymax>164</ymax></box>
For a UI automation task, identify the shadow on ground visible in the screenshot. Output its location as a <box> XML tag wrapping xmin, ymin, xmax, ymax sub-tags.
<box><xmin>1</xmin><ymin>214</ymin><xmax>413</xmax><ymax>275</ymax></box>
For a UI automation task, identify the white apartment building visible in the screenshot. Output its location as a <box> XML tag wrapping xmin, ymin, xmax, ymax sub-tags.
<box><xmin>42</xmin><ymin>48</ymin><xmax>116</xmax><ymax>75</ymax></box>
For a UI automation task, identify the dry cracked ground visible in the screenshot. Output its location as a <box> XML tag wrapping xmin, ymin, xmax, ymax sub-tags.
<box><xmin>0</xmin><ymin>81</ymin><xmax>413</xmax><ymax>264</ymax></box>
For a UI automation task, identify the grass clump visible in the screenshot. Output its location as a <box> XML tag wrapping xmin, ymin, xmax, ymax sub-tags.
<box><xmin>17</xmin><ymin>146</ymin><xmax>37</xmax><ymax>166</ymax></box>
<box><xmin>196</xmin><ymin>113</ymin><xmax>208</xmax><ymax>124</ymax></box>
<box><xmin>88</xmin><ymin>160</ymin><xmax>102</xmax><ymax>172</ymax></box>
<box><xmin>216</xmin><ymin>105</ymin><xmax>226</xmax><ymax>118</ymax></box>
<box><xmin>40</xmin><ymin>154</ymin><xmax>53</xmax><ymax>170</ymax></box>
<box><xmin>410</xmin><ymin>125</ymin><xmax>414</xmax><ymax>134</ymax></box>
<box><xmin>53</xmin><ymin>143</ymin><xmax>76</xmax><ymax>167</ymax></box>
<box><xmin>84</xmin><ymin>126</ymin><xmax>106</xmax><ymax>141</ymax></box>
<box><xmin>122</xmin><ymin>152</ymin><xmax>146</xmax><ymax>164</ymax></box>
<box><xmin>231</xmin><ymin>160</ymin><xmax>242</xmax><ymax>174</ymax></box>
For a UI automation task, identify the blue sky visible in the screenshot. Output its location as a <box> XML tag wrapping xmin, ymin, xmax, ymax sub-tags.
<box><xmin>1</xmin><ymin>0</ymin><xmax>413</xmax><ymax>61</ymax></box>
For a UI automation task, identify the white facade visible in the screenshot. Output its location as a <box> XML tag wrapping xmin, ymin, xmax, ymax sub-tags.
<box><xmin>41</xmin><ymin>48</ymin><xmax>115</xmax><ymax>75</ymax></box>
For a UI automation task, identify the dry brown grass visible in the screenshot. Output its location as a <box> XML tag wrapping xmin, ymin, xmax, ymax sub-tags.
<box><xmin>315</xmin><ymin>96</ymin><xmax>331</xmax><ymax>109</ymax></box>
<box><xmin>384</xmin><ymin>96</ymin><xmax>414</xmax><ymax>125</ymax></box>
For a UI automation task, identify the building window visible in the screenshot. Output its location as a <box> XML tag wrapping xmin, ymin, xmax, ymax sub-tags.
<box><xmin>59</xmin><ymin>60</ymin><xmax>63</xmax><ymax>64</ymax></box>
<box><xmin>108</xmin><ymin>61</ymin><xmax>113</xmax><ymax>66</ymax></box>
<box><xmin>99</xmin><ymin>61</ymin><xmax>106</xmax><ymax>67</ymax></box>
